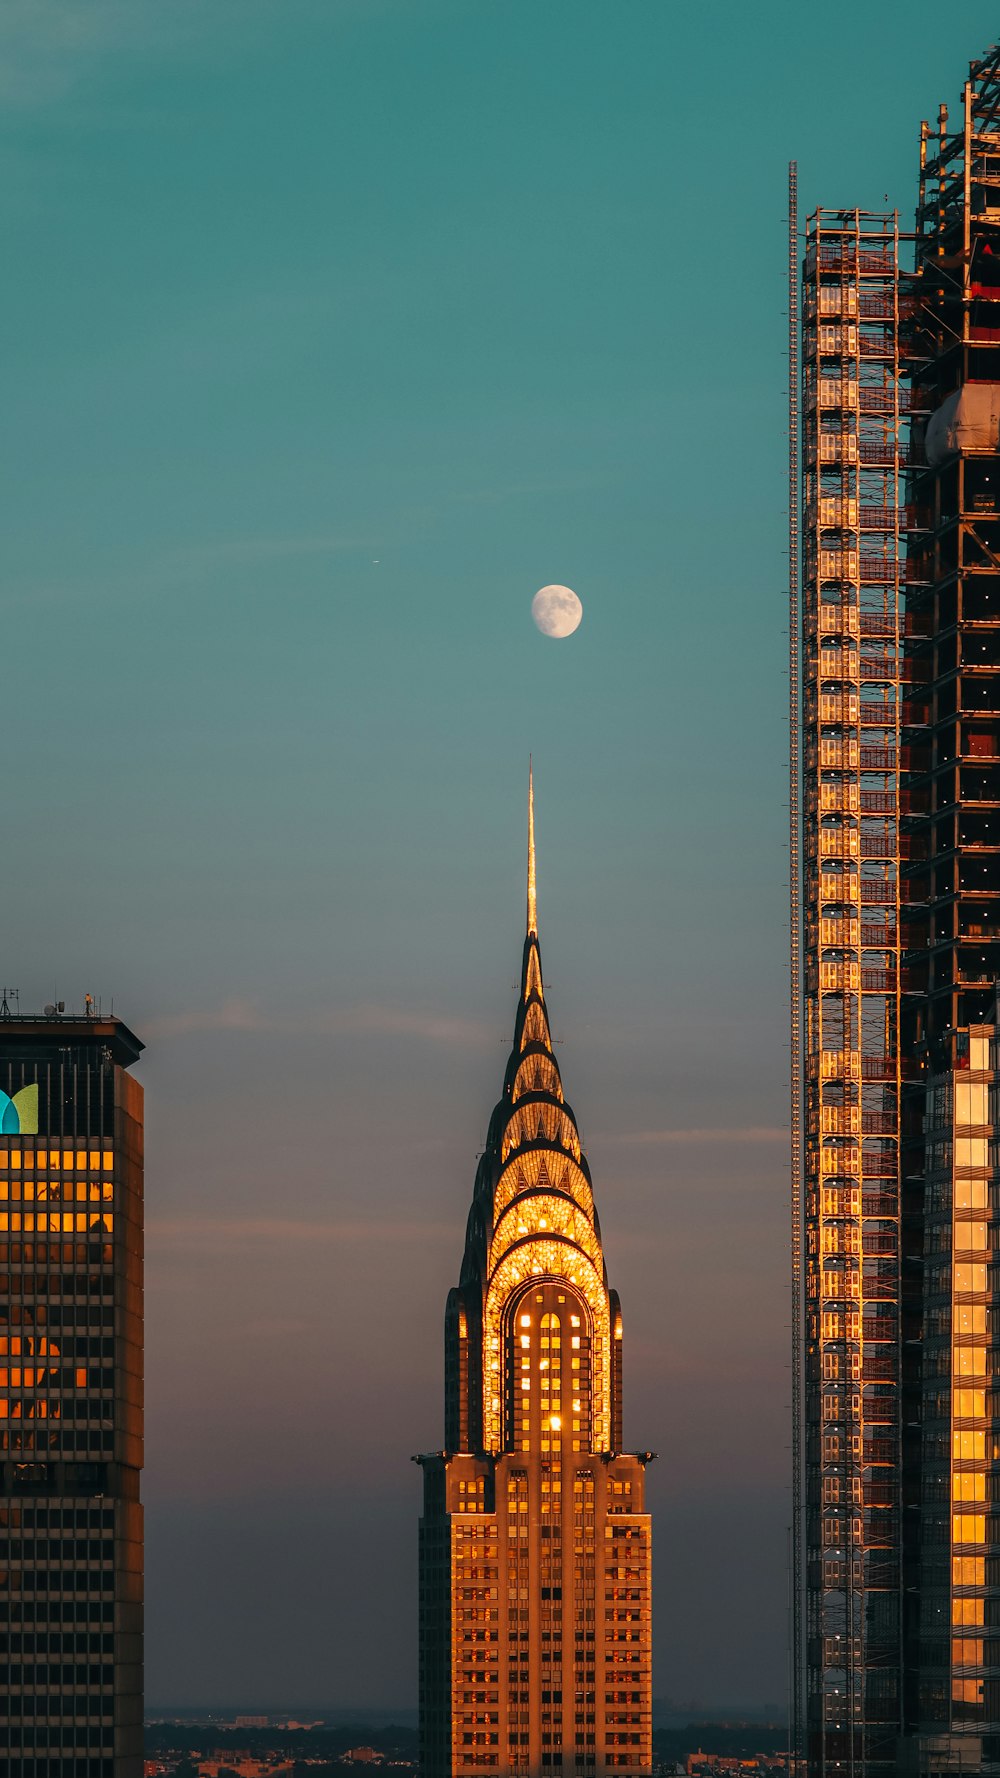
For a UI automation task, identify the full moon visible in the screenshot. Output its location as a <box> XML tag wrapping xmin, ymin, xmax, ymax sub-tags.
<box><xmin>531</xmin><ymin>584</ymin><xmax>583</xmax><ymax>639</ymax></box>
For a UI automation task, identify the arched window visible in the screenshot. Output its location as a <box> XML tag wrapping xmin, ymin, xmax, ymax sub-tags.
<box><xmin>540</xmin><ymin>1311</ymin><xmax>561</xmax><ymax>1454</ymax></box>
<box><xmin>506</xmin><ymin>1287</ymin><xmax>594</xmax><ymax>1453</ymax></box>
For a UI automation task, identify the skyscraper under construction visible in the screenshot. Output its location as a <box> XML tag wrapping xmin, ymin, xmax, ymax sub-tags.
<box><xmin>416</xmin><ymin>774</ymin><xmax>653</xmax><ymax>1778</ymax></box>
<box><xmin>792</xmin><ymin>41</ymin><xmax>1000</xmax><ymax>1778</ymax></box>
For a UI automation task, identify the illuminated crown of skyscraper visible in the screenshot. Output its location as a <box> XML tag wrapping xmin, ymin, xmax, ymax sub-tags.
<box><xmin>446</xmin><ymin>764</ymin><xmax>619</xmax><ymax>1457</ymax></box>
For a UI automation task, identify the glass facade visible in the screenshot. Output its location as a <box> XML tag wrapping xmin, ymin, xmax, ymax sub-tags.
<box><xmin>912</xmin><ymin>1024</ymin><xmax>998</xmax><ymax>1773</ymax></box>
<box><xmin>0</xmin><ymin>1015</ymin><xmax>143</xmax><ymax>1778</ymax></box>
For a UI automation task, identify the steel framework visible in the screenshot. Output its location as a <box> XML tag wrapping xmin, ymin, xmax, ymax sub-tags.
<box><xmin>899</xmin><ymin>44</ymin><xmax>1000</xmax><ymax>1776</ymax></box>
<box><xmin>790</xmin><ymin>159</ymin><xmax>804</xmax><ymax>1778</ymax></box>
<box><xmin>798</xmin><ymin>208</ymin><xmax>911</xmax><ymax>1778</ymax></box>
<box><xmin>793</xmin><ymin>38</ymin><xmax>1000</xmax><ymax>1778</ymax></box>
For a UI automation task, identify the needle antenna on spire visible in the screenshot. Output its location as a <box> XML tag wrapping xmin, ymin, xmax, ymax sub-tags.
<box><xmin>527</xmin><ymin>758</ymin><xmax>537</xmax><ymax>936</ymax></box>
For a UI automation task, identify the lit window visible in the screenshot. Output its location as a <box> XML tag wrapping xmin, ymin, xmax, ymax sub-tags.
<box><xmin>954</xmin><ymin>1678</ymin><xmax>983</xmax><ymax>1703</ymax></box>
<box><xmin>953</xmin><ymin>1431</ymin><xmax>986</xmax><ymax>1461</ymax></box>
<box><xmin>955</xmin><ymin>1264</ymin><xmax>987</xmax><ymax>1293</ymax></box>
<box><xmin>952</xmin><ymin>1636</ymin><xmax>984</xmax><ymax>1667</ymax></box>
<box><xmin>955</xmin><ymin>1347</ymin><xmax>986</xmax><ymax>1377</ymax></box>
<box><xmin>953</xmin><ymin>1557</ymin><xmax>985</xmax><ymax>1586</ymax></box>
<box><xmin>954</xmin><ymin>1472</ymin><xmax>986</xmax><ymax>1504</ymax></box>
<box><xmin>953</xmin><ymin>1514</ymin><xmax>986</xmax><ymax>1546</ymax></box>
<box><xmin>953</xmin><ymin>1598</ymin><xmax>984</xmax><ymax>1626</ymax></box>
<box><xmin>956</xmin><ymin>1390</ymin><xmax>987</xmax><ymax>1420</ymax></box>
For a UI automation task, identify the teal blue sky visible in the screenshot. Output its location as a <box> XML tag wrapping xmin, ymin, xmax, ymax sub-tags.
<box><xmin>4</xmin><ymin>0</ymin><xmax>998</xmax><ymax>1713</ymax></box>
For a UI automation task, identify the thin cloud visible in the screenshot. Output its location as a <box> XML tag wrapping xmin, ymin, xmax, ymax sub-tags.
<box><xmin>596</xmin><ymin>1126</ymin><xmax>786</xmax><ymax>1147</ymax></box>
<box><xmin>148</xmin><ymin>1215</ymin><xmax>453</xmax><ymax>1248</ymax></box>
<box><xmin>143</xmin><ymin>999</ymin><xmax>265</xmax><ymax>1040</ymax></box>
<box><xmin>142</xmin><ymin>998</ymin><xmax>491</xmax><ymax>1048</ymax></box>
<box><xmin>343</xmin><ymin>1004</ymin><xmax>490</xmax><ymax>1045</ymax></box>
<box><xmin>0</xmin><ymin>1</ymin><xmax>183</xmax><ymax>105</ymax></box>
<box><xmin>0</xmin><ymin>0</ymin><xmax>447</xmax><ymax>107</ymax></box>
<box><xmin>161</xmin><ymin>532</ymin><xmax>378</xmax><ymax>577</ymax></box>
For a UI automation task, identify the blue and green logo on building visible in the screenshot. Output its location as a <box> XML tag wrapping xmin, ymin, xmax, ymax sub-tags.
<box><xmin>0</xmin><ymin>1085</ymin><xmax>39</xmax><ymax>1135</ymax></box>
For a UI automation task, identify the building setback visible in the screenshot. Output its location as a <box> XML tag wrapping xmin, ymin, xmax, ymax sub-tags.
<box><xmin>793</xmin><ymin>40</ymin><xmax>1000</xmax><ymax>1778</ymax></box>
<box><xmin>0</xmin><ymin>1010</ymin><xmax>144</xmax><ymax>1778</ymax></box>
<box><xmin>417</xmin><ymin>775</ymin><xmax>653</xmax><ymax>1778</ymax></box>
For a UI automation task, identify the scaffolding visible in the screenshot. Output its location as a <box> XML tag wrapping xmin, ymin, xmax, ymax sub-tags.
<box><xmin>798</xmin><ymin>208</ymin><xmax>912</xmax><ymax>1778</ymax></box>
<box><xmin>790</xmin><ymin>158</ymin><xmax>804</xmax><ymax>1778</ymax></box>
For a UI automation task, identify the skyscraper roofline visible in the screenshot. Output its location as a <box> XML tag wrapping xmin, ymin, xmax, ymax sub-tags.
<box><xmin>0</xmin><ymin>1013</ymin><xmax>143</xmax><ymax>1067</ymax></box>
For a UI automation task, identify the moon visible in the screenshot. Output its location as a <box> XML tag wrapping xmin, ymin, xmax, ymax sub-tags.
<box><xmin>531</xmin><ymin>584</ymin><xmax>583</xmax><ymax>639</ymax></box>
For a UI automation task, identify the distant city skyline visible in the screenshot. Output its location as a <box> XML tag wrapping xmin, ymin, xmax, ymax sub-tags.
<box><xmin>4</xmin><ymin>0</ymin><xmax>1000</xmax><ymax>1720</ymax></box>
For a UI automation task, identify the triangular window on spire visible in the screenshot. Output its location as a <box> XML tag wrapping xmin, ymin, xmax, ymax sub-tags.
<box><xmin>520</xmin><ymin>1001</ymin><xmax>551</xmax><ymax>1050</ymax></box>
<box><xmin>524</xmin><ymin>945</ymin><xmax>544</xmax><ymax>1002</ymax></box>
<box><xmin>512</xmin><ymin>1052</ymin><xmax>563</xmax><ymax>1104</ymax></box>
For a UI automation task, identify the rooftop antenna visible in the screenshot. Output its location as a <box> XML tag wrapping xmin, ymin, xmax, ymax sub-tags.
<box><xmin>527</xmin><ymin>756</ymin><xmax>537</xmax><ymax>937</ymax></box>
<box><xmin>0</xmin><ymin>988</ymin><xmax>17</xmax><ymax>1018</ymax></box>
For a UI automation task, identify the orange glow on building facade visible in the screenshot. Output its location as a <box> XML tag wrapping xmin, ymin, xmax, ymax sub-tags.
<box><xmin>417</xmin><ymin>780</ymin><xmax>653</xmax><ymax>1778</ymax></box>
<box><xmin>0</xmin><ymin>1011</ymin><xmax>144</xmax><ymax>1778</ymax></box>
<box><xmin>792</xmin><ymin>43</ymin><xmax>1000</xmax><ymax>1778</ymax></box>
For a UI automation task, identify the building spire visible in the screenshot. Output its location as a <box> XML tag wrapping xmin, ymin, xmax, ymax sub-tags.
<box><xmin>527</xmin><ymin>757</ymin><xmax>537</xmax><ymax>936</ymax></box>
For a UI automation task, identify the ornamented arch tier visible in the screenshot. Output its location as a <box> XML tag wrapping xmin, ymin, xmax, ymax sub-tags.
<box><xmin>482</xmin><ymin>1239</ymin><xmax>611</xmax><ymax>1454</ymax></box>
<box><xmin>493</xmin><ymin>1149</ymin><xmax>594</xmax><ymax>1222</ymax></box>
<box><xmin>489</xmin><ymin>1194</ymin><xmax>602</xmax><ymax>1277</ymax></box>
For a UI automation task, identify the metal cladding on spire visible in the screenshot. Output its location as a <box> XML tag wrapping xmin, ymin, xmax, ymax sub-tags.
<box><xmin>421</xmin><ymin>786</ymin><xmax>652</xmax><ymax>1778</ymax></box>
<box><xmin>527</xmin><ymin>757</ymin><xmax>537</xmax><ymax>937</ymax></box>
<box><xmin>447</xmin><ymin>776</ymin><xmax>619</xmax><ymax>1459</ymax></box>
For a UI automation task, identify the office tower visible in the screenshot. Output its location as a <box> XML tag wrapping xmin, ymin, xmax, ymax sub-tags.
<box><xmin>901</xmin><ymin>51</ymin><xmax>1000</xmax><ymax>1776</ymax></box>
<box><xmin>0</xmin><ymin>1005</ymin><xmax>144</xmax><ymax>1778</ymax></box>
<box><xmin>417</xmin><ymin>776</ymin><xmax>653</xmax><ymax>1778</ymax></box>
<box><xmin>793</xmin><ymin>40</ymin><xmax>1000</xmax><ymax>1778</ymax></box>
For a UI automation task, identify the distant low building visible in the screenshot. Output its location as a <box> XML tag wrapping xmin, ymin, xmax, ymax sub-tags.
<box><xmin>684</xmin><ymin>1756</ymin><xmax>789</xmax><ymax>1776</ymax></box>
<box><xmin>195</xmin><ymin>1760</ymin><xmax>293</xmax><ymax>1778</ymax></box>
